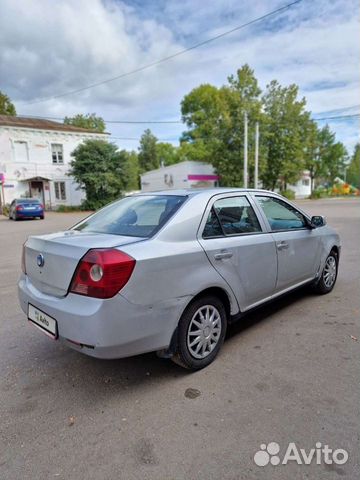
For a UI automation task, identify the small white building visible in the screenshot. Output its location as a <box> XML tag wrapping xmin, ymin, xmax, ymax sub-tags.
<box><xmin>0</xmin><ymin>115</ymin><xmax>108</xmax><ymax>209</ymax></box>
<box><xmin>140</xmin><ymin>161</ymin><xmax>219</xmax><ymax>191</ymax></box>
<box><xmin>140</xmin><ymin>160</ymin><xmax>311</xmax><ymax>198</ymax></box>
<box><xmin>288</xmin><ymin>171</ymin><xmax>311</xmax><ymax>198</ymax></box>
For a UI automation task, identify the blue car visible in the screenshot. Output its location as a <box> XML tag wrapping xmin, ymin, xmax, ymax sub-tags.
<box><xmin>9</xmin><ymin>198</ymin><xmax>44</xmax><ymax>220</ymax></box>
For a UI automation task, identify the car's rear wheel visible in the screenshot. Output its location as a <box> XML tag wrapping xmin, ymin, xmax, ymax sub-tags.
<box><xmin>172</xmin><ymin>295</ymin><xmax>227</xmax><ymax>370</ymax></box>
<box><xmin>313</xmin><ymin>251</ymin><xmax>338</xmax><ymax>294</ymax></box>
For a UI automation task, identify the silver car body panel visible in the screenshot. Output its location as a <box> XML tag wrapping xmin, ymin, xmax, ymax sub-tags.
<box><xmin>18</xmin><ymin>188</ymin><xmax>341</xmax><ymax>359</ymax></box>
<box><xmin>24</xmin><ymin>231</ymin><xmax>144</xmax><ymax>297</ymax></box>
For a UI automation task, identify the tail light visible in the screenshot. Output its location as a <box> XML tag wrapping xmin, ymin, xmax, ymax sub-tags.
<box><xmin>39</xmin><ymin>204</ymin><xmax>44</xmax><ymax>209</ymax></box>
<box><xmin>69</xmin><ymin>249</ymin><xmax>135</xmax><ymax>299</ymax></box>
<box><xmin>21</xmin><ymin>243</ymin><xmax>26</xmax><ymax>274</ymax></box>
<box><xmin>16</xmin><ymin>205</ymin><xmax>24</xmax><ymax>211</ymax></box>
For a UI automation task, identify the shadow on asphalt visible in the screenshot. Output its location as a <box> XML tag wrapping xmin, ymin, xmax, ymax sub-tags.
<box><xmin>226</xmin><ymin>284</ymin><xmax>314</xmax><ymax>339</ymax></box>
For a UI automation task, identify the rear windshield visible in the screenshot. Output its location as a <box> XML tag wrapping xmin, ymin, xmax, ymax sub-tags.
<box><xmin>72</xmin><ymin>195</ymin><xmax>187</xmax><ymax>237</ymax></box>
<box><xmin>17</xmin><ymin>198</ymin><xmax>40</xmax><ymax>204</ymax></box>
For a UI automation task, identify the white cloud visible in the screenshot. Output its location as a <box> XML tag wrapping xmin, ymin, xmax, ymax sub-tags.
<box><xmin>0</xmin><ymin>0</ymin><xmax>358</xmax><ymax>152</ymax></box>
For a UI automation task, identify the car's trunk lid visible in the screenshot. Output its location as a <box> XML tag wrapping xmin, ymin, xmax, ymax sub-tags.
<box><xmin>21</xmin><ymin>202</ymin><xmax>41</xmax><ymax>211</ymax></box>
<box><xmin>24</xmin><ymin>231</ymin><xmax>143</xmax><ymax>297</ymax></box>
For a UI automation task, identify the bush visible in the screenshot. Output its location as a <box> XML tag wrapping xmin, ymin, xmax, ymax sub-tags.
<box><xmin>80</xmin><ymin>198</ymin><xmax>108</xmax><ymax>211</ymax></box>
<box><xmin>309</xmin><ymin>188</ymin><xmax>327</xmax><ymax>199</ymax></box>
<box><xmin>1</xmin><ymin>203</ymin><xmax>10</xmax><ymax>217</ymax></box>
<box><xmin>56</xmin><ymin>204</ymin><xmax>84</xmax><ymax>212</ymax></box>
<box><xmin>280</xmin><ymin>189</ymin><xmax>295</xmax><ymax>200</ymax></box>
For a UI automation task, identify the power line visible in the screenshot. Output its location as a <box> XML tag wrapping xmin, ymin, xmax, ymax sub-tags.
<box><xmin>23</xmin><ymin>0</ymin><xmax>303</xmax><ymax>105</ymax></box>
<box><xmin>313</xmin><ymin>113</ymin><xmax>360</xmax><ymax>121</ymax></box>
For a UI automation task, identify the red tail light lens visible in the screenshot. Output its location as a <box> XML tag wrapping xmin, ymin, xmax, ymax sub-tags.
<box><xmin>16</xmin><ymin>205</ymin><xmax>24</xmax><ymax>211</ymax></box>
<box><xmin>69</xmin><ymin>249</ymin><xmax>135</xmax><ymax>299</ymax></box>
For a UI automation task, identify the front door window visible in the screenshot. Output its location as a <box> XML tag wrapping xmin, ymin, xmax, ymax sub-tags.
<box><xmin>256</xmin><ymin>196</ymin><xmax>307</xmax><ymax>231</ymax></box>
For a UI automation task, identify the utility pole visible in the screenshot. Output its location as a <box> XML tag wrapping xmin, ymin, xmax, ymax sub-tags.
<box><xmin>254</xmin><ymin>121</ymin><xmax>259</xmax><ymax>189</ymax></box>
<box><xmin>243</xmin><ymin>111</ymin><xmax>248</xmax><ymax>188</ymax></box>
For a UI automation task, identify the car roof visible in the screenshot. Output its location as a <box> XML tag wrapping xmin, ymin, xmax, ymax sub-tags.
<box><xmin>15</xmin><ymin>198</ymin><xmax>40</xmax><ymax>202</ymax></box>
<box><xmin>134</xmin><ymin>188</ymin><xmax>274</xmax><ymax>197</ymax></box>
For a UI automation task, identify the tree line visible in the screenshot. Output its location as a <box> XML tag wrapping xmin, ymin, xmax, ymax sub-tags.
<box><xmin>1</xmin><ymin>65</ymin><xmax>358</xmax><ymax>210</ymax></box>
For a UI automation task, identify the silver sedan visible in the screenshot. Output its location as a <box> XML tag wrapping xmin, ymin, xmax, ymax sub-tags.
<box><xmin>18</xmin><ymin>189</ymin><xmax>340</xmax><ymax>370</ymax></box>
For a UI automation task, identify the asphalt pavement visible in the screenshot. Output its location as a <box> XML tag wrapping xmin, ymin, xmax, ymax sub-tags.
<box><xmin>0</xmin><ymin>198</ymin><xmax>359</xmax><ymax>480</ymax></box>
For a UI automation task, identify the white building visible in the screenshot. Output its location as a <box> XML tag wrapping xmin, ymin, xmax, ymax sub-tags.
<box><xmin>287</xmin><ymin>171</ymin><xmax>311</xmax><ymax>198</ymax></box>
<box><xmin>140</xmin><ymin>161</ymin><xmax>219</xmax><ymax>191</ymax></box>
<box><xmin>140</xmin><ymin>160</ymin><xmax>311</xmax><ymax>198</ymax></box>
<box><xmin>0</xmin><ymin>115</ymin><xmax>108</xmax><ymax>209</ymax></box>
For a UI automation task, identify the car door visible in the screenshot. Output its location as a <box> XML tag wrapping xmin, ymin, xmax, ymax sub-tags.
<box><xmin>253</xmin><ymin>194</ymin><xmax>321</xmax><ymax>293</ymax></box>
<box><xmin>198</xmin><ymin>194</ymin><xmax>277</xmax><ymax>312</ymax></box>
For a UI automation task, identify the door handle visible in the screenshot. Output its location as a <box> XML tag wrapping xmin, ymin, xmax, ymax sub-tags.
<box><xmin>214</xmin><ymin>250</ymin><xmax>233</xmax><ymax>260</ymax></box>
<box><xmin>276</xmin><ymin>241</ymin><xmax>289</xmax><ymax>250</ymax></box>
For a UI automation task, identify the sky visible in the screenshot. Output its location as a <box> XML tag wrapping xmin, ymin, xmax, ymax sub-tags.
<box><xmin>0</xmin><ymin>0</ymin><xmax>359</xmax><ymax>154</ymax></box>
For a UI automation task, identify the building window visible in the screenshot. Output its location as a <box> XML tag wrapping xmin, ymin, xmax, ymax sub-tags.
<box><xmin>51</xmin><ymin>144</ymin><xmax>64</xmax><ymax>164</ymax></box>
<box><xmin>54</xmin><ymin>181</ymin><xmax>66</xmax><ymax>201</ymax></box>
<box><xmin>302</xmin><ymin>178</ymin><xmax>310</xmax><ymax>186</ymax></box>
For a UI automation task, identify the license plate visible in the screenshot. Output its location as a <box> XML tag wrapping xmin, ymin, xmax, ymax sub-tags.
<box><xmin>28</xmin><ymin>304</ymin><xmax>58</xmax><ymax>339</ymax></box>
<box><xmin>25</xmin><ymin>206</ymin><xmax>36</xmax><ymax>210</ymax></box>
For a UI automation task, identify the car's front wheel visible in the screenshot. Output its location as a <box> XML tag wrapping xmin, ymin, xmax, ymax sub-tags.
<box><xmin>313</xmin><ymin>251</ymin><xmax>338</xmax><ymax>294</ymax></box>
<box><xmin>172</xmin><ymin>295</ymin><xmax>227</xmax><ymax>370</ymax></box>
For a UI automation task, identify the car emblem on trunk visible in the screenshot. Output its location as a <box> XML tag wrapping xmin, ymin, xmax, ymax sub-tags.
<box><xmin>37</xmin><ymin>254</ymin><xmax>45</xmax><ymax>267</ymax></box>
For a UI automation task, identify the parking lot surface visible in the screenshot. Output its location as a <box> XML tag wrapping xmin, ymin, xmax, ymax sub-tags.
<box><xmin>0</xmin><ymin>198</ymin><xmax>359</xmax><ymax>479</ymax></box>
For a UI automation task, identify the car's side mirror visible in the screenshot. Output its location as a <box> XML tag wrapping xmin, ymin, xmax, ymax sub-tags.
<box><xmin>310</xmin><ymin>215</ymin><xmax>327</xmax><ymax>228</ymax></box>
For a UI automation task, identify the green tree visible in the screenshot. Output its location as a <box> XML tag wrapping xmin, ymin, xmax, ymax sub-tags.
<box><xmin>347</xmin><ymin>143</ymin><xmax>360</xmax><ymax>188</ymax></box>
<box><xmin>177</xmin><ymin>141</ymin><xmax>210</xmax><ymax>163</ymax></box>
<box><xmin>225</xmin><ymin>64</ymin><xmax>264</xmax><ymax>186</ymax></box>
<box><xmin>303</xmin><ymin>120</ymin><xmax>325</xmax><ymax>193</ymax></box>
<box><xmin>69</xmin><ymin>140</ymin><xmax>124</xmax><ymax>209</ymax></box>
<box><xmin>138</xmin><ymin>129</ymin><xmax>159</xmax><ymax>172</ymax></box>
<box><xmin>0</xmin><ymin>91</ymin><xmax>16</xmax><ymax>115</ymax></box>
<box><xmin>261</xmin><ymin>81</ymin><xmax>309</xmax><ymax>190</ymax></box>
<box><xmin>181</xmin><ymin>65</ymin><xmax>263</xmax><ymax>186</ymax></box>
<box><xmin>64</xmin><ymin>113</ymin><xmax>106</xmax><ymax>133</ymax></box>
<box><xmin>304</xmin><ymin>123</ymin><xmax>348</xmax><ymax>191</ymax></box>
<box><xmin>121</xmin><ymin>150</ymin><xmax>140</xmax><ymax>191</ymax></box>
<box><xmin>326</xmin><ymin>141</ymin><xmax>348</xmax><ymax>183</ymax></box>
<box><xmin>156</xmin><ymin>142</ymin><xmax>179</xmax><ymax>166</ymax></box>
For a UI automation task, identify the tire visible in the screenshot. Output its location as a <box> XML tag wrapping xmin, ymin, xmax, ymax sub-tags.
<box><xmin>172</xmin><ymin>295</ymin><xmax>227</xmax><ymax>370</ymax></box>
<box><xmin>39</xmin><ymin>215</ymin><xmax>44</xmax><ymax>220</ymax></box>
<box><xmin>313</xmin><ymin>251</ymin><xmax>338</xmax><ymax>294</ymax></box>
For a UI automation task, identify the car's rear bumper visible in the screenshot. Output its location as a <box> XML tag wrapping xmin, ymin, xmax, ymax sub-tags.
<box><xmin>16</xmin><ymin>210</ymin><xmax>44</xmax><ymax>218</ymax></box>
<box><xmin>18</xmin><ymin>274</ymin><xmax>190</xmax><ymax>359</ymax></box>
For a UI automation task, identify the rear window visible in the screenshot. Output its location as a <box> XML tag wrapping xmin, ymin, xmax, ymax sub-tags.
<box><xmin>72</xmin><ymin>195</ymin><xmax>187</xmax><ymax>237</ymax></box>
<box><xmin>17</xmin><ymin>198</ymin><xmax>40</xmax><ymax>204</ymax></box>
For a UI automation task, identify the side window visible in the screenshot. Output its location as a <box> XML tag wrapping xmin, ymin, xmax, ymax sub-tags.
<box><xmin>203</xmin><ymin>196</ymin><xmax>261</xmax><ymax>238</ymax></box>
<box><xmin>203</xmin><ymin>208</ymin><xmax>223</xmax><ymax>238</ymax></box>
<box><xmin>256</xmin><ymin>196</ymin><xmax>307</xmax><ymax>231</ymax></box>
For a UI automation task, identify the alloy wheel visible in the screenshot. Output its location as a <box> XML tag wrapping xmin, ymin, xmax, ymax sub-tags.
<box><xmin>187</xmin><ymin>305</ymin><xmax>222</xmax><ymax>359</ymax></box>
<box><xmin>323</xmin><ymin>255</ymin><xmax>337</xmax><ymax>288</ymax></box>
